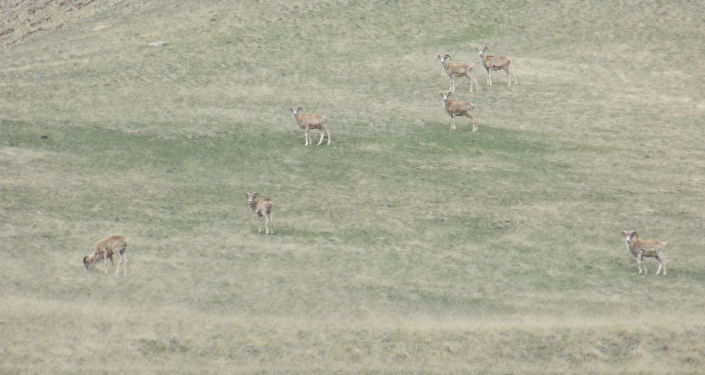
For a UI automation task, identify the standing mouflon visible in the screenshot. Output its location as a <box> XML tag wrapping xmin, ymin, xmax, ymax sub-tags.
<box><xmin>247</xmin><ymin>192</ymin><xmax>274</xmax><ymax>234</ymax></box>
<box><xmin>621</xmin><ymin>230</ymin><xmax>668</xmax><ymax>275</ymax></box>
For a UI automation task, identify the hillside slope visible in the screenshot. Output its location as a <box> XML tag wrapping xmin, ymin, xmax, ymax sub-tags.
<box><xmin>2</xmin><ymin>0</ymin><xmax>705</xmax><ymax>373</ymax></box>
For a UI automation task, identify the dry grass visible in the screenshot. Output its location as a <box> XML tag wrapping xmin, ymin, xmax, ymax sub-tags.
<box><xmin>2</xmin><ymin>0</ymin><xmax>705</xmax><ymax>373</ymax></box>
<box><xmin>3</xmin><ymin>297</ymin><xmax>705</xmax><ymax>374</ymax></box>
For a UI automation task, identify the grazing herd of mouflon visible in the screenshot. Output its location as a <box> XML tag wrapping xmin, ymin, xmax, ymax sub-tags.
<box><xmin>81</xmin><ymin>45</ymin><xmax>669</xmax><ymax>276</ymax></box>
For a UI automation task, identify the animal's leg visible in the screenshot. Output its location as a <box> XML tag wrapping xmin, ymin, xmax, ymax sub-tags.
<box><xmin>104</xmin><ymin>253</ymin><xmax>113</xmax><ymax>274</ymax></box>
<box><xmin>655</xmin><ymin>255</ymin><xmax>666</xmax><ymax>275</ymax></box>
<box><xmin>256</xmin><ymin>215</ymin><xmax>263</xmax><ymax>233</ymax></box>
<box><xmin>467</xmin><ymin>113</ymin><xmax>478</xmax><ymax>133</ymax></box>
<box><xmin>114</xmin><ymin>252</ymin><xmax>122</xmax><ymax>274</ymax></box>
<box><xmin>504</xmin><ymin>67</ymin><xmax>517</xmax><ymax>86</ymax></box>
<box><xmin>468</xmin><ymin>74</ymin><xmax>479</xmax><ymax>92</ymax></box>
<box><xmin>317</xmin><ymin>130</ymin><xmax>325</xmax><ymax>145</ymax></box>
<box><xmin>639</xmin><ymin>253</ymin><xmax>647</xmax><ymax>274</ymax></box>
<box><xmin>635</xmin><ymin>254</ymin><xmax>644</xmax><ymax>274</ymax></box>
<box><xmin>326</xmin><ymin>128</ymin><xmax>331</xmax><ymax>145</ymax></box>
<box><xmin>450</xmin><ymin>114</ymin><xmax>456</xmax><ymax>130</ymax></box>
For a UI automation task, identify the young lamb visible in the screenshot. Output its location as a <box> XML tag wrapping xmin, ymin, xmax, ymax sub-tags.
<box><xmin>289</xmin><ymin>106</ymin><xmax>331</xmax><ymax>146</ymax></box>
<box><xmin>247</xmin><ymin>192</ymin><xmax>274</xmax><ymax>234</ymax></box>
<box><xmin>83</xmin><ymin>235</ymin><xmax>128</xmax><ymax>275</ymax></box>
<box><xmin>621</xmin><ymin>230</ymin><xmax>668</xmax><ymax>275</ymax></box>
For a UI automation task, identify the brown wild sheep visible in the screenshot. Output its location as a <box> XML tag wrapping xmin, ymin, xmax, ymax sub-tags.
<box><xmin>83</xmin><ymin>235</ymin><xmax>128</xmax><ymax>275</ymax></box>
<box><xmin>440</xmin><ymin>91</ymin><xmax>477</xmax><ymax>132</ymax></box>
<box><xmin>247</xmin><ymin>192</ymin><xmax>274</xmax><ymax>234</ymax></box>
<box><xmin>621</xmin><ymin>230</ymin><xmax>668</xmax><ymax>275</ymax></box>
<box><xmin>438</xmin><ymin>54</ymin><xmax>479</xmax><ymax>93</ymax></box>
<box><xmin>289</xmin><ymin>106</ymin><xmax>331</xmax><ymax>146</ymax></box>
<box><xmin>475</xmin><ymin>45</ymin><xmax>517</xmax><ymax>87</ymax></box>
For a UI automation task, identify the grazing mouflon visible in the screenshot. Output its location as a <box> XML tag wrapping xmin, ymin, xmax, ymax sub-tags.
<box><xmin>83</xmin><ymin>235</ymin><xmax>128</xmax><ymax>275</ymax></box>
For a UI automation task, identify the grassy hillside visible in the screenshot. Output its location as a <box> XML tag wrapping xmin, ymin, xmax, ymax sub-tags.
<box><xmin>2</xmin><ymin>0</ymin><xmax>705</xmax><ymax>373</ymax></box>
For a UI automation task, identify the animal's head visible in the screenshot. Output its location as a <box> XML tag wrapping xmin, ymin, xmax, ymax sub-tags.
<box><xmin>475</xmin><ymin>45</ymin><xmax>489</xmax><ymax>55</ymax></box>
<box><xmin>621</xmin><ymin>230</ymin><xmax>638</xmax><ymax>247</ymax></box>
<box><xmin>289</xmin><ymin>106</ymin><xmax>303</xmax><ymax>116</ymax></box>
<box><xmin>246</xmin><ymin>192</ymin><xmax>259</xmax><ymax>205</ymax></box>
<box><xmin>440</xmin><ymin>91</ymin><xmax>453</xmax><ymax>108</ymax></box>
<box><xmin>438</xmin><ymin>54</ymin><xmax>451</xmax><ymax>63</ymax></box>
<box><xmin>83</xmin><ymin>254</ymin><xmax>97</xmax><ymax>270</ymax></box>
